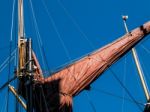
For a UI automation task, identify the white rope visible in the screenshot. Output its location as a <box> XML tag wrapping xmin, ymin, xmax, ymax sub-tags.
<box><xmin>41</xmin><ymin>0</ymin><xmax>72</xmax><ymax>61</ymax></box>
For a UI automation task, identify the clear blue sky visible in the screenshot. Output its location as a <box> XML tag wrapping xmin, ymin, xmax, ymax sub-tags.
<box><xmin>0</xmin><ymin>0</ymin><xmax>150</xmax><ymax>112</ymax></box>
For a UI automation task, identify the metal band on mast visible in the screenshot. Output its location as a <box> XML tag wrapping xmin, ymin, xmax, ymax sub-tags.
<box><xmin>122</xmin><ymin>16</ymin><xmax>150</xmax><ymax>101</ymax></box>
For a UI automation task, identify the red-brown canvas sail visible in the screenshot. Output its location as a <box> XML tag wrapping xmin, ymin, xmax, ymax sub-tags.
<box><xmin>19</xmin><ymin>21</ymin><xmax>150</xmax><ymax>112</ymax></box>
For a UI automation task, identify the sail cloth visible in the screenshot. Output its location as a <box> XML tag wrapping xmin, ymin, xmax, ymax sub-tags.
<box><xmin>33</xmin><ymin>21</ymin><xmax>150</xmax><ymax>112</ymax></box>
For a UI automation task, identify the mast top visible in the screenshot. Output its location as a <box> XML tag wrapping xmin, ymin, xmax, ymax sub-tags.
<box><xmin>18</xmin><ymin>0</ymin><xmax>24</xmax><ymax>40</ymax></box>
<box><xmin>18</xmin><ymin>0</ymin><xmax>26</xmax><ymax>76</ymax></box>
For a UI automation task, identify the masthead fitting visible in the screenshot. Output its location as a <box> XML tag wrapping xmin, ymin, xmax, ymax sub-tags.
<box><xmin>122</xmin><ymin>15</ymin><xmax>128</xmax><ymax>21</ymax></box>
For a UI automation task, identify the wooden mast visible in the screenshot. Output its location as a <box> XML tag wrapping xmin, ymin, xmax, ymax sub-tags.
<box><xmin>18</xmin><ymin>0</ymin><xmax>34</xmax><ymax>112</ymax></box>
<box><xmin>18</xmin><ymin>0</ymin><xmax>26</xmax><ymax>76</ymax></box>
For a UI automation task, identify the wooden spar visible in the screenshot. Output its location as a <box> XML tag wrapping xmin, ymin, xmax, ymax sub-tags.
<box><xmin>18</xmin><ymin>0</ymin><xmax>26</xmax><ymax>76</ymax></box>
<box><xmin>122</xmin><ymin>16</ymin><xmax>150</xmax><ymax>100</ymax></box>
<box><xmin>18</xmin><ymin>0</ymin><xmax>34</xmax><ymax>112</ymax></box>
<box><xmin>8</xmin><ymin>85</ymin><xmax>27</xmax><ymax>110</ymax></box>
<box><xmin>33</xmin><ymin>21</ymin><xmax>150</xmax><ymax>111</ymax></box>
<box><xmin>18</xmin><ymin>0</ymin><xmax>24</xmax><ymax>39</ymax></box>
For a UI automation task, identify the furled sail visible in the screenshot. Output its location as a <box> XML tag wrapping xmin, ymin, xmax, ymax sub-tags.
<box><xmin>19</xmin><ymin>21</ymin><xmax>150</xmax><ymax>112</ymax></box>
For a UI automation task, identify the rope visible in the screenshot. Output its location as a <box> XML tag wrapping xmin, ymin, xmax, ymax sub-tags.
<box><xmin>140</xmin><ymin>44</ymin><xmax>150</xmax><ymax>55</ymax></box>
<box><xmin>56</xmin><ymin>0</ymin><xmax>95</xmax><ymax>49</ymax></box>
<box><xmin>85</xmin><ymin>92</ymin><xmax>96</xmax><ymax>112</ymax></box>
<box><xmin>109</xmin><ymin>68</ymin><xmax>143</xmax><ymax>111</ymax></box>
<box><xmin>0</xmin><ymin>55</ymin><xmax>15</xmax><ymax>74</ymax></box>
<box><xmin>41</xmin><ymin>0</ymin><xmax>72</xmax><ymax>61</ymax></box>
<box><xmin>0</xmin><ymin>76</ymin><xmax>17</xmax><ymax>92</ymax></box>
<box><xmin>0</xmin><ymin>49</ymin><xmax>16</xmax><ymax>73</ymax></box>
<box><xmin>92</xmin><ymin>87</ymin><xmax>144</xmax><ymax>106</ymax></box>
<box><xmin>139</xmin><ymin>44</ymin><xmax>150</xmax><ymax>84</ymax></box>
<box><xmin>6</xmin><ymin>0</ymin><xmax>16</xmax><ymax>111</ymax></box>
<box><xmin>0</xmin><ymin>92</ymin><xmax>8</xmax><ymax>112</ymax></box>
<box><xmin>29</xmin><ymin>0</ymin><xmax>48</xmax><ymax>72</ymax></box>
<box><xmin>121</xmin><ymin>56</ymin><xmax>127</xmax><ymax>112</ymax></box>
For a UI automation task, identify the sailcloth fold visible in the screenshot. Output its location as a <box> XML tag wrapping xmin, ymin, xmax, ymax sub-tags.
<box><xmin>20</xmin><ymin>21</ymin><xmax>150</xmax><ymax>112</ymax></box>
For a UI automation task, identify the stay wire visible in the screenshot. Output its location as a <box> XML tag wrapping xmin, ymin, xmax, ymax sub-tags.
<box><xmin>13</xmin><ymin>3</ymin><xmax>19</xmax><ymax>111</ymax></box>
<box><xmin>90</xmin><ymin>51</ymin><xmax>144</xmax><ymax>111</ymax></box>
<box><xmin>0</xmin><ymin>76</ymin><xmax>17</xmax><ymax>92</ymax></box>
<box><xmin>27</xmin><ymin>2</ymin><xmax>51</xmax><ymax>109</ymax></box>
<box><xmin>41</xmin><ymin>0</ymin><xmax>72</xmax><ymax>61</ymax></box>
<box><xmin>139</xmin><ymin>44</ymin><xmax>150</xmax><ymax>83</ymax></box>
<box><xmin>29</xmin><ymin>0</ymin><xmax>48</xmax><ymax>73</ymax></box>
<box><xmin>0</xmin><ymin>48</ymin><xmax>16</xmax><ymax>70</ymax></box>
<box><xmin>0</xmin><ymin>55</ymin><xmax>15</xmax><ymax>74</ymax></box>
<box><xmin>135</xmin><ymin>49</ymin><xmax>150</xmax><ymax>87</ymax></box>
<box><xmin>56</xmin><ymin>0</ymin><xmax>95</xmax><ymax>49</ymax></box>
<box><xmin>6</xmin><ymin>0</ymin><xmax>16</xmax><ymax>111</ymax></box>
<box><xmin>92</xmin><ymin>87</ymin><xmax>144</xmax><ymax>106</ymax></box>
<box><xmin>85</xmin><ymin>92</ymin><xmax>97</xmax><ymax>112</ymax></box>
<box><xmin>109</xmin><ymin>68</ymin><xmax>143</xmax><ymax>111</ymax></box>
<box><xmin>121</xmin><ymin>56</ymin><xmax>127</xmax><ymax>112</ymax></box>
<box><xmin>0</xmin><ymin>93</ymin><xmax>8</xmax><ymax>112</ymax></box>
<box><xmin>140</xmin><ymin>44</ymin><xmax>150</xmax><ymax>55</ymax></box>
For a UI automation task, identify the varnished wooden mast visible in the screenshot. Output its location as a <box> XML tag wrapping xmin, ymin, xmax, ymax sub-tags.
<box><xmin>18</xmin><ymin>0</ymin><xmax>34</xmax><ymax>112</ymax></box>
<box><xmin>18</xmin><ymin>0</ymin><xmax>26</xmax><ymax>76</ymax></box>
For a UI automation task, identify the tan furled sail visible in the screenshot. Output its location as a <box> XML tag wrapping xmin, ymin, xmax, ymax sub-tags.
<box><xmin>34</xmin><ymin>21</ymin><xmax>150</xmax><ymax>112</ymax></box>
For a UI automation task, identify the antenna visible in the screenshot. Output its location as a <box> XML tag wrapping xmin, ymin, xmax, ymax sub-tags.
<box><xmin>122</xmin><ymin>15</ymin><xmax>150</xmax><ymax>101</ymax></box>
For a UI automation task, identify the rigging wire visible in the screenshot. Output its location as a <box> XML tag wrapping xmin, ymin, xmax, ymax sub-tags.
<box><xmin>135</xmin><ymin>47</ymin><xmax>150</xmax><ymax>86</ymax></box>
<box><xmin>6</xmin><ymin>0</ymin><xmax>16</xmax><ymax>111</ymax></box>
<box><xmin>139</xmin><ymin>44</ymin><xmax>150</xmax><ymax>83</ymax></box>
<box><xmin>85</xmin><ymin>91</ymin><xmax>97</xmax><ymax>112</ymax></box>
<box><xmin>13</xmin><ymin>5</ymin><xmax>19</xmax><ymax>111</ymax></box>
<box><xmin>56</xmin><ymin>0</ymin><xmax>95</xmax><ymax>49</ymax></box>
<box><xmin>0</xmin><ymin>76</ymin><xmax>17</xmax><ymax>92</ymax></box>
<box><xmin>130</xmin><ymin>51</ymin><xmax>150</xmax><ymax>98</ymax></box>
<box><xmin>121</xmin><ymin>56</ymin><xmax>127</xmax><ymax>112</ymax></box>
<box><xmin>138</xmin><ymin>57</ymin><xmax>150</xmax><ymax>89</ymax></box>
<box><xmin>41</xmin><ymin>0</ymin><xmax>72</xmax><ymax>61</ymax></box>
<box><xmin>109</xmin><ymin>68</ymin><xmax>143</xmax><ymax>111</ymax></box>
<box><xmin>91</xmin><ymin>87</ymin><xmax>145</xmax><ymax>106</ymax></box>
<box><xmin>0</xmin><ymin>49</ymin><xmax>16</xmax><ymax>73</ymax></box>
<box><xmin>0</xmin><ymin>92</ymin><xmax>8</xmax><ymax>112</ymax></box>
<box><xmin>29</xmin><ymin>0</ymin><xmax>50</xmax><ymax>74</ymax></box>
<box><xmin>29</xmin><ymin>0</ymin><xmax>46</xmax><ymax>72</ymax></box>
<box><xmin>27</xmin><ymin>1</ymin><xmax>51</xmax><ymax>109</ymax></box>
<box><xmin>0</xmin><ymin>45</ymin><xmax>15</xmax><ymax>50</ymax></box>
<box><xmin>140</xmin><ymin>44</ymin><xmax>150</xmax><ymax>55</ymax></box>
<box><xmin>0</xmin><ymin>55</ymin><xmax>15</xmax><ymax>74</ymax></box>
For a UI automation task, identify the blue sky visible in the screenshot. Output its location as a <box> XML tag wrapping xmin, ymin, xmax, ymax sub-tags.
<box><xmin>0</xmin><ymin>0</ymin><xmax>150</xmax><ymax>112</ymax></box>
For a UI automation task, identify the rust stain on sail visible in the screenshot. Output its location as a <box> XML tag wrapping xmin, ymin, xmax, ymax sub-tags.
<box><xmin>32</xmin><ymin>21</ymin><xmax>150</xmax><ymax>111</ymax></box>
